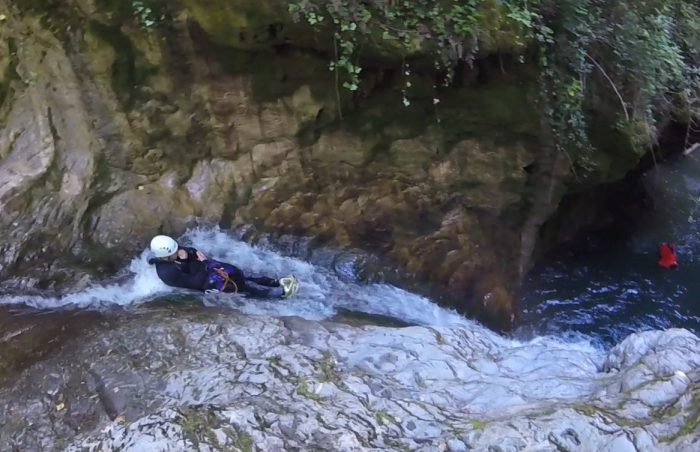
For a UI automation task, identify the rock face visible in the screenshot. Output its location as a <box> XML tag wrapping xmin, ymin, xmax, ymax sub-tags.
<box><xmin>0</xmin><ymin>307</ymin><xmax>698</xmax><ymax>451</ymax></box>
<box><xmin>0</xmin><ymin>0</ymin><xmax>650</xmax><ymax>327</ymax></box>
<box><xmin>0</xmin><ymin>306</ymin><xmax>102</xmax><ymax>382</ymax></box>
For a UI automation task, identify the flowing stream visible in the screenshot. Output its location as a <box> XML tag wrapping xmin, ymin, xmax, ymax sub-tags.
<box><xmin>0</xmin><ymin>228</ymin><xmax>472</xmax><ymax>329</ymax></box>
<box><xmin>2</xmin><ymin>162</ymin><xmax>700</xmax><ymax>450</ymax></box>
<box><xmin>3</xmin><ymin>155</ymin><xmax>700</xmax><ymax>354</ymax></box>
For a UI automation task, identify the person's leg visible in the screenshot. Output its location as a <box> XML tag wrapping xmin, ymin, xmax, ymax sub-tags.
<box><xmin>206</xmin><ymin>261</ymin><xmax>245</xmax><ymax>293</ymax></box>
<box><xmin>245</xmin><ymin>275</ymin><xmax>297</xmax><ymax>299</ymax></box>
<box><xmin>245</xmin><ymin>275</ymin><xmax>280</xmax><ymax>287</ymax></box>
<box><xmin>205</xmin><ymin>261</ymin><xmax>285</xmax><ymax>298</ymax></box>
<box><xmin>239</xmin><ymin>281</ymin><xmax>284</xmax><ymax>299</ymax></box>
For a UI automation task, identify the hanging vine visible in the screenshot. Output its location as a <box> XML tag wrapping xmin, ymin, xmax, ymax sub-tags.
<box><xmin>287</xmin><ymin>0</ymin><xmax>700</xmax><ymax>172</ymax></box>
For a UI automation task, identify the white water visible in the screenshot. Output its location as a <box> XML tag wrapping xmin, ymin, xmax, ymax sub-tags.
<box><xmin>2</xmin><ymin>233</ymin><xmax>696</xmax><ymax>452</ymax></box>
<box><xmin>0</xmin><ymin>226</ymin><xmax>609</xmax><ymax>368</ymax></box>
<box><xmin>23</xmin><ymin>227</ymin><xmax>699</xmax><ymax>451</ymax></box>
<box><xmin>0</xmin><ymin>228</ymin><xmax>479</xmax><ymax>327</ymax></box>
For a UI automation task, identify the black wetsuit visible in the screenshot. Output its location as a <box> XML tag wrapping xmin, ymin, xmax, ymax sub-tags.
<box><xmin>150</xmin><ymin>247</ymin><xmax>209</xmax><ymax>291</ymax></box>
<box><xmin>150</xmin><ymin>247</ymin><xmax>283</xmax><ymax>298</ymax></box>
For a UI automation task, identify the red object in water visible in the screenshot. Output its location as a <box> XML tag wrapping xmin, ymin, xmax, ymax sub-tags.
<box><xmin>658</xmin><ymin>243</ymin><xmax>678</xmax><ymax>269</ymax></box>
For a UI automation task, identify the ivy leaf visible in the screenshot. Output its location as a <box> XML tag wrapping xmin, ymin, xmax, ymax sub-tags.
<box><xmin>342</xmin><ymin>81</ymin><xmax>359</xmax><ymax>91</ymax></box>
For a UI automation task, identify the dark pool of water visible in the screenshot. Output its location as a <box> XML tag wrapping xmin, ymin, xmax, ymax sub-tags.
<box><xmin>519</xmin><ymin>236</ymin><xmax>700</xmax><ymax>346</ymax></box>
<box><xmin>519</xmin><ymin>154</ymin><xmax>700</xmax><ymax>346</ymax></box>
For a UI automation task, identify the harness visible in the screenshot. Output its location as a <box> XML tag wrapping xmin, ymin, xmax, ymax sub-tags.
<box><xmin>211</xmin><ymin>267</ymin><xmax>238</xmax><ymax>294</ymax></box>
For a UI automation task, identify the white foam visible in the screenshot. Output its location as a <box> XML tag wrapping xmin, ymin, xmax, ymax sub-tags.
<box><xmin>0</xmin><ymin>251</ymin><xmax>171</xmax><ymax>309</ymax></box>
<box><xmin>184</xmin><ymin>227</ymin><xmax>476</xmax><ymax>328</ymax></box>
<box><xmin>0</xmin><ymin>227</ymin><xmax>611</xmax><ymax>356</ymax></box>
<box><xmin>0</xmin><ymin>227</ymin><xmax>471</xmax><ymax>327</ymax></box>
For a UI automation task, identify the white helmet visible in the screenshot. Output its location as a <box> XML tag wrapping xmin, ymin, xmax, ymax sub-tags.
<box><xmin>150</xmin><ymin>235</ymin><xmax>178</xmax><ymax>258</ymax></box>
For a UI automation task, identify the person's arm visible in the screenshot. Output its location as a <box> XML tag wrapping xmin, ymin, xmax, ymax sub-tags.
<box><xmin>176</xmin><ymin>247</ymin><xmax>206</xmax><ymax>272</ymax></box>
<box><xmin>157</xmin><ymin>262</ymin><xmax>209</xmax><ymax>291</ymax></box>
<box><xmin>179</xmin><ymin>247</ymin><xmax>208</xmax><ymax>261</ymax></box>
<box><xmin>177</xmin><ymin>248</ymin><xmax>194</xmax><ymax>273</ymax></box>
<box><xmin>179</xmin><ymin>247</ymin><xmax>197</xmax><ymax>261</ymax></box>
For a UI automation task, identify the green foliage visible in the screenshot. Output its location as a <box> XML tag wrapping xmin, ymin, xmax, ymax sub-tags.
<box><xmin>131</xmin><ymin>0</ymin><xmax>161</xmax><ymax>28</ymax></box>
<box><xmin>289</xmin><ymin>0</ymin><xmax>500</xmax><ymax>95</ymax></box>
<box><xmin>93</xmin><ymin>0</ymin><xmax>166</xmax><ymax>29</ymax></box>
<box><xmin>536</xmin><ymin>0</ymin><xmax>700</xmax><ymax>172</ymax></box>
<box><xmin>288</xmin><ymin>0</ymin><xmax>700</xmax><ymax>173</ymax></box>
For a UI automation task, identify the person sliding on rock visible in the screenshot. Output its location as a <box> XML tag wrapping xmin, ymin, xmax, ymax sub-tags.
<box><xmin>148</xmin><ymin>235</ymin><xmax>298</xmax><ymax>298</ymax></box>
<box><xmin>658</xmin><ymin>243</ymin><xmax>679</xmax><ymax>270</ymax></box>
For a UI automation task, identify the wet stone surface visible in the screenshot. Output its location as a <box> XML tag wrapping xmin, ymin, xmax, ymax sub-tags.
<box><xmin>0</xmin><ymin>306</ymin><xmax>104</xmax><ymax>384</ymax></box>
<box><xmin>0</xmin><ymin>306</ymin><xmax>698</xmax><ymax>451</ymax></box>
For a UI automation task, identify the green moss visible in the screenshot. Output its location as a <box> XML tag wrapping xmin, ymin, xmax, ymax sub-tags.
<box><xmin>438</xmin><ymin>80</ymin><xmax>539</xmax><ymax>146</ymax></box>
<box><xmin>0</xmin><ymin>39</ymin><xmax>18</xmax><ymax>109</ymax></box>
<box><xmin>173</xmin><ymin>1</ymin><xmax>538</xmax><ymax>166</ymax></box>
<box><xmin>199</xmin><ymin>38</ymin><xmax>333</xmax><ymax>105</ymax></box>
<box><xmin>384</xmin><ymin>437</ymin><xmax>412</xmax><ymax>451</ymax></box>
<box><xmin>94</xmin><ymin>0</ymin><xmax>136</xmax><ymax>18</ymax></box>
<box><xmin>652</xmin><ymin>404</ymin><xmax>682</xmax><ymax>421</ymax></box>
<box><xmin>223</xmin><ymin>427</ymin><xmax>254</xmax><ymax>452</ymax></box>
<box><xmin>180</xmin><ymin>0</ymin><xmax>300</xmax><ymax>50</ymax></box>
<box><xmin>315</xmin><ymin>351</ymin><xmax>341</xmax><ymax>383</ymax></box>
<box><xmin>16</xmin><ymin>0</ymin><xmax>69</xmax><ymax>16</ymax></box>
<box><xmin>575</xmin><ymin>113</ymin><xmax>645</xmax><ymax>187</ymax></box>
<box><xmin>17</xmin><ymin>0</ymin><xmax>85</xmax><ymax>42</ymax></box>
<box><xmin>265</xmin><ymin>355</ymin><xmax>282</xmax><ymax>366</ymax></box>
<box><xmin>0</xmin><ymin>365</ymin><xmax>11</xmax><ymax>386</ymax></box>
<box><xmin>374</xmin><ymin>410</ymin><xmax>397</xmax><ymax>426</ymax></box>
<box><xmin>660</xmin><ymin>394</ymin><xmax>700</xmax><ymax>443</ymax></box>
<box><xmin>475</xmin><ymin>0</ymin><xmax>533</xmax><ymax>54</ymax></box>
<box><xmin>297</xmin><ymin>377</ymin><xmax>323</xmax><ymax>401</ymax></box>
<box><xmin>317</xmin><ymin>68</ymin><xmax>539</xmax><ymax>175</ymax></box>
<box><xmin>177</xmin><ymin>406</ymin><xmax>225</xmax><ymax>449</ymax></box>
<box><xmin>87</xmin><ymin>20</ymin><xmax>158</xmax><ymax>110</ymax></box>
<box><xmin>574</xmin><ymin>404</ymin><xmax>599</xmax><ymax>418</ymax></box>
<box><xmin>87</xmin><ymin>21</ymin><xmax>135</xmax><ymax>107</ymax></box>
<box><xmin>471</xmin><ymin>419</ymin><xmax>487</xmax><ymax>430</ymax></box>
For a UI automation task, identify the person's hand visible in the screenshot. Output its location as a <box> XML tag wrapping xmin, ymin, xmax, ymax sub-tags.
<box><xmin>196</xmin><ymin>250</ymin><xmax>208</xmax><ymax>261</ymax></box>
<box><xmin>177</xmin><ymin>249</ymin><xmax>188</xmax><ymax>260</ymax></box>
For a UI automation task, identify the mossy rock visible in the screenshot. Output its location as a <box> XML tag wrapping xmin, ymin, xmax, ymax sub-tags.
<box><xmin>90</xmin><ymin>184</ymin><xmax>198</xmax><ymax>251</ymax></box>
<box><xmin>86</xmin><ymin>20</ymin><xmax>159</xmax><ymax>109</ymax></box>
<box><xmin>0</xmin><ymin>37</ymin><xmax>10</xmax><ymax>107</ymax></box>
<box><xmin>438</xmin><ymin>81</ymin><xmax>540</xmax><ymax>144</ymax></box>
<box><xmin>0</xmin><ymin>23</ymin><xmax>19</xmax><ymax>112</ymax></box>
<box><xmin>474</xmin><ymin>0</ymin><xmax>532</xmax><ymax>55</ymax></box>
<box><xmin>179</xmin><ymin>0</ymin><xmax>316</xmax><ymax>51</ymax></box>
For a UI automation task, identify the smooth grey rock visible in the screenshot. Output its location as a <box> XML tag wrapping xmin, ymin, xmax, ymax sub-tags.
<box><xmin>0</xmin><ymin>311</ymin><xmax>697</xmax><ymax>451</ymax></box>
<box><xmin>447</xmin><ymin>438</ymin><xmax>468</xmax><ymax>452</ymax></box>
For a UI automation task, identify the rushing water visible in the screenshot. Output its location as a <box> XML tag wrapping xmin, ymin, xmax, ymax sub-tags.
<box><xmin>0</xmin><ymin>228</ymin><xmax>474</xmax><ymax>329</ymax></box>
<box><xmin>3</xmin><ymin>155</ymin><xmax>700</xmax><ymax>351</ymax></box>
<box><xmin>520</xmin><ymin>152</ymin><xmax>700</xmax><ymax>346</ymax></box>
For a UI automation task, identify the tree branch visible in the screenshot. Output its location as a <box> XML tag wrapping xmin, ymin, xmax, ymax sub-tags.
<box><xmin>585</xmin><ymin>53</ymin><xmax>630</xmax><ymax>122</ymax></box>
